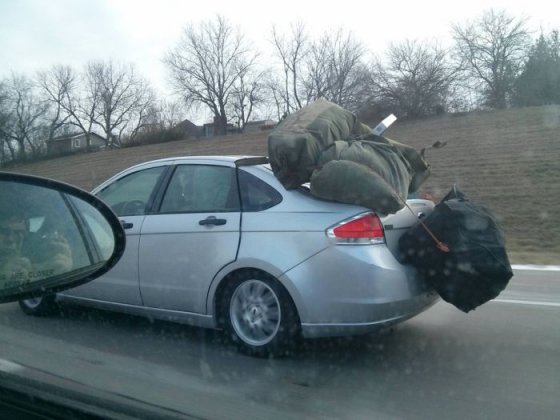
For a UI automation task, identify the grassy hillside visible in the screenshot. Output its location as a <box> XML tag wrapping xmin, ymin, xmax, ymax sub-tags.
<box><xmin>386</xmin><ymin>106</ymin><xmax>560</xmax><ymax>264</ymax></box>
<box><xmin>6</xmin><ymin>105</ymin><xmax>560</xmax><ymax>264</ymax></box>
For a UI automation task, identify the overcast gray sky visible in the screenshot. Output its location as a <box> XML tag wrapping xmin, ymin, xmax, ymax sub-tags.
<box><xmin>1</xmin><ymin>0</ymin><xmax>559</xmax><ymax>121</ymax></box>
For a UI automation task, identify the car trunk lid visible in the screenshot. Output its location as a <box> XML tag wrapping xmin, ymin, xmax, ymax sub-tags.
<box><xmin>380</xmin><ymin>199</ymin><xmax>435</xmax><ymax>259</ymax></box>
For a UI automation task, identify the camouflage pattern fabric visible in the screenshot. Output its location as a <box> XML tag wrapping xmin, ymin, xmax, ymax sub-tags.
<box><xmin>312</xmin><ymin>135</ymin><xmax>430</xmax><ymax>213</ymax></box>
<box><xmin>268</xmin><ymin>98</ymin><xmax>371</xmax><ymax>189</ymax></box>
<box><xmin>268</xmin><ymin>99</ymin><xmax>431</xmax><ymax>214</ymax></box>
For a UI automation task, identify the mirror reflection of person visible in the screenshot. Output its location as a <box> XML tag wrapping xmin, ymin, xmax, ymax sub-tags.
<box><xmin>0</xmin><ymin>214</ymin><xmax>32</xmax><ymax>287</ymax></box>
<box><xmin>0</xmin><ymin>207</ymin><xmax>73</xmax><ymax>289</ymax></box>
<box><xmin>28</xmin><ymin>217</ymin><xmax>73</xmax><ymax>277</ymax></box>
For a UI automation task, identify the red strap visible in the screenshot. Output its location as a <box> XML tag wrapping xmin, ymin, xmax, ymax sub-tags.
<box><xmin>401</xmin><ymin>199</ymin><xmax>450</xmax><ymax>253</ymax></box>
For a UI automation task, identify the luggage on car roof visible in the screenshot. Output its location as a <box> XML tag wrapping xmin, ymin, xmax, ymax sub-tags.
<box><xmin>398</xmin><ymin>186</ymin><xmax>514</xmax><ymax>312</ymax></box>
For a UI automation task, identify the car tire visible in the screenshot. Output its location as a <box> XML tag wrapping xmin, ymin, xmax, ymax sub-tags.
<box><xmin>19</xmin><ymin>295</ymin><xmax>59</xmax><ymax>316</ymax></box>
<box><xmin>220</xmin><ymin>271</ymin><xmax>301</xmax><ymax>357</ymax></box>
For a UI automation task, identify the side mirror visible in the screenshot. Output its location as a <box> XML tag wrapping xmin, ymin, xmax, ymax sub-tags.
<box><xmin>0</xmin><ymin>172</ymin><xmax>125</xmax><ymax>303</ymax></box>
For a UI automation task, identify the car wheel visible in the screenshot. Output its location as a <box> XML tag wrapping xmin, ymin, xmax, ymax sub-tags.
<box><xmin>19</xmin><ymin>295</ymin><xmax>58</xmax><ymax>316</ymax></box>
<box><xmin>221</xmin><ymin>272</ymin><xmax>301</xmax><ymax>357</ymax></box>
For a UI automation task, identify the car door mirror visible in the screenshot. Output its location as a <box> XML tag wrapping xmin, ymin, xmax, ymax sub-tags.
<box><xmin>0</xmin><ymin>172</ymin><xmax>125</xmax><ymax>303</ymax></box>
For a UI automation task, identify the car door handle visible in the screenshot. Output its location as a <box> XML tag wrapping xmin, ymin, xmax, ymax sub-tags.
<box><xmin>199</xmin><ymin>216</ymin><xmax>227</xmax><ymax>226</ymax></box>
<box><xmin>120</xmin><ymin>220</ymin><xmax>134</xmax><ymax>230</ymax></box>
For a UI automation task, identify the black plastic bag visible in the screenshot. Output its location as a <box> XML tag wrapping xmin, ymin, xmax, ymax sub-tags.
<box><xmin>399</xmin><ymin>186</ymin><xmax>513</xmax><ymax>312</ymax></box>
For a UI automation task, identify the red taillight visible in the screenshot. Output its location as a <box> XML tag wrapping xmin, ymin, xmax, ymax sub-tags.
<box><xmin>328</xmin><ymin>213</ymin><xmax>385</xmax><ymax>244</ymax></box>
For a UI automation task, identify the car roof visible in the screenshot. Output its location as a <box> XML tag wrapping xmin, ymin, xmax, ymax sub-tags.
<box><xmin>136</xmin><ymin>155</ymin><xmax>264</xmax><ymax>166</ymax></box>
<box><xmin>119</xmin><ymin>155</ymin><xmax>266</xmax><ymax>172</ymax></box>
<box><xmin>93</xmin><ymin>155</ymin><xmax>269</xmax><ymax>192</ymax></box>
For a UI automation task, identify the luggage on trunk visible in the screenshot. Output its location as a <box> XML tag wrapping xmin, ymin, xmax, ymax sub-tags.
<box><xmin>310</xmin><ymin>135</ymin><xmax>431</xmax><ymax>214</ymax></box>
<box><xmin>267</xmin><ymin>99</ymin><xmax>431</xmax><ymax>214</ymax></box>
<box><xmin>268</xmin><ymin>98</ymin><xmax>372</xmax><ymax>190</ymax></box>
<box><xmin>398</xmin><ymin>186</ymin><xmax>513</xmax><ymax>312</ymax></box>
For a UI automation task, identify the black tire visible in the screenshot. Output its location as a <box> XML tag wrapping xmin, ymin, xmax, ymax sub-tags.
<box><xmin>19</xmin><ymin>294</ymin><xmax>59</xmax><ymax>316</ymax></box>
<box><xmin>220</xmin><ymin>271</ymin><xmax>301</xmax><ymax>357</ymax></box>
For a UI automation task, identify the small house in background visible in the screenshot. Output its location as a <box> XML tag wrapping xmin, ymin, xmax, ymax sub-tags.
<box><xmin>243</xmin><ymin>119</ymin><xmax>277</xmax><ymax>133</ymax></box>
<box><xmin>174</xmin><ymin>119</ymin><xmax>202</xmax><ymax>138</ymax></box>
<box><xmin>46</xmin><ymin>132</ymin><xmax>106</xmax><ymax>156</ymax></box>
<box><xmin>202</xmin><ymin>120</ymin><xmax>238</xmax><ymax>137</ymax></box>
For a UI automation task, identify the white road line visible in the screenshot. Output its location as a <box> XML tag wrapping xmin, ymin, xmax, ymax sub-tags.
<box><xmin>0</xmin><ymin>358</ymin><xmax>24</xmax><ymax>373</ymax></box>
<box><xmin>512</xmin><ymin>265</ymin><xmax>560</xmax><ymax>272</ymax></box>
<box><xmin>492</xmin><ymin>299</ymin><xmax>560</xmax><ymax>307</ymax></box>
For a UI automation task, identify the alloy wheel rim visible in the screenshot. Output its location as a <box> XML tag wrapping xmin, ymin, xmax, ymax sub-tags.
<box><xmin>23</xmin><ymin>297</ymin><xmax>42</xmax><ymax>309</ymax></box>
<box><xmin>230</xmin><ymin>280</ymin><xmax>281</xmax><ymax>346</ymax></box>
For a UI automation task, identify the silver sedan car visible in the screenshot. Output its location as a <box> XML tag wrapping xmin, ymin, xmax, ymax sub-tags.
<box><xmin>20</xmin><ymin>156</ymin><xmax>438</xmax><ymax>356</ymax></box>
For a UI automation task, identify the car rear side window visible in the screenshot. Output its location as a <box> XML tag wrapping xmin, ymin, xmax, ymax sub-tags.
<box><xmin>239</xmin><ymin>170</ymin><xmax>282</xmax><ymax>211</ymax></box>
<box><xmin>159</xmin><ymin>165</ymin><xmax>240</xmax><ymax>213</ymax></box>
<box><xmin>96</xmin><ymin>166</ymin><xmax>166</xmax><ymax>216</ymax></box>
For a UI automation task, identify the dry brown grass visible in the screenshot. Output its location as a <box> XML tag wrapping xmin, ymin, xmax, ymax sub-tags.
<box><xmin>386</xmin><ymin>105</ymin><xmax>560</xmax><ymax>264</ymax></box>
<box><xmin>6</xmin><ymin>105</ymin><xmax>560</xmax><ymax>264</ymax></box>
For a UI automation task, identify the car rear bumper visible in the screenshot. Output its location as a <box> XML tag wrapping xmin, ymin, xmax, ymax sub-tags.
<box><xmin>279</xmin><ymin>244</ymin><xmax>440</xmax><ymax>338</ymax></box>
<box><xmin>300</xmin><ymin>292</ymin><xmax>439</xmax><ymax>338</ymax></box>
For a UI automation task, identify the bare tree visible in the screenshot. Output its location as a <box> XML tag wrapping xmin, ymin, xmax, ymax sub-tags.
<box><xmin>263</xmin><ymin>74</ymin><xmax>289</xmax><ymax>122</ymax></box>
<box><xmin>271</xmin><ymin>22</ymin><xmax>309</xmax><ymax>114</ymax></box>
<box><xmin>121</xmin><ymin>78</ymin><xmax>158</xmax><ymax>144</ymax></box>
<box><xmin>372</xmin><ymin>40</ymin><xmax>458</xmax><ymax>118</ymax></box>
<box><xmin>165</xmin><ymin>15</ymin><xmax>257</xmax><ymax>135</ymax></box>
<box><xmin>75</xmin><ymin>64</ymin><xmax>103</xmax><ymax>149</ymax></box>
<box><xmin>0</xmin><ymin>80</ymin><xmax>14</xmax><ymax>163</ymax></box>
<box><xmin>37</xmin><ymin>65</ymin><xmax>74</xmax><ymax>143</ymax></box>
<box><xmin>126</xmin><ymin>99</ymin><xmax>190</xmax><ymax>146</ymax></box>
<box><xmin>303</xmin><ymin>34</ymin><xmax>333</xmax><ymax>103</ymax></box>
<box><xmin>0</xmin><ymin>74</ymin><xmax>49</xmax><ymax>160</ymax></box>
<box><xmin>37</xmin><ymin>64</ymin><xmax>100</xmax><ymax>150</ymax></box>
<box><xmin>452</xmin><ymin>9</ymin><xmax>530</xmax><ymax>109</ymax></box>
<box><xmin>229</xmin><ymin>67</ymin><xmax>266</xmax><ymax>131</ymax></box>
<box><xmin>157</xmin><ymin>99</ymin><xmax>187</xmax><ymax>130</ymax></box>
<box><xmin>271</xmin><ymin>26</ymin><xmax>368</xmax><ymax>113</ymax></box>
<box><xmin>86</xmin><ymin>60</ymin><xmax>156</xmax><ymax>146</ymax></box>
<box><xmin>304</xmin><ymin>30</ymin><xmax>368</xmax><ymax>111</ymax></box>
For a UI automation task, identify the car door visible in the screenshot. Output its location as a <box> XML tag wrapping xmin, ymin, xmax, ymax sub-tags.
<box><xmin>62</xmin><ymin>164</ymin><xmax>168</xmax><ymax>304</ymax></box>
<box><xmin>138</xmin><ymin>163</ymin><xmax>241</xmax><ymax>314</ymax></box>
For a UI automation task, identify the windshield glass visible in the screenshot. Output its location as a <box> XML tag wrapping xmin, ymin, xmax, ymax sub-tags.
<box><xmin>0</xmin><ymin>1</ymin><xmax>558</xmax><ymax>418</ymax></box>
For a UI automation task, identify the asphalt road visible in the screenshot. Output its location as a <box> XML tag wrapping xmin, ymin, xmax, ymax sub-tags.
<box><xmin>0</xmin><ymin>269</ymin><xmax>558</xmax><ymax>419</ymax></box>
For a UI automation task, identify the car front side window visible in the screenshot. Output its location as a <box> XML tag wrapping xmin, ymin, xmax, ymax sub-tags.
<box><xmin>96</xmin><ymin>166</ymin><xmax>166</xmax><ymax>217</ymax></box>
